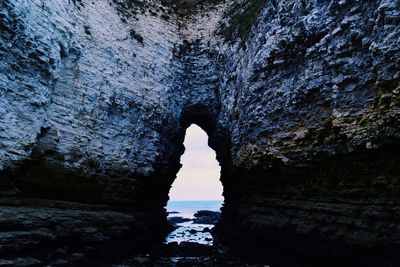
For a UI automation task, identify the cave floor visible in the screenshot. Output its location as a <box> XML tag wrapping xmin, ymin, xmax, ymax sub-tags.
<box><xmin>112</xmin><ymin>242</ymin><xmax>260</xmax><ymax>267</ymax></box>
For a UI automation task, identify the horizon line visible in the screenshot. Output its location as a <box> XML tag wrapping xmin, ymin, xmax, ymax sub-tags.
<box><xmin>168</xmin><ymin>199</ymin><xmax>224</xmax><ymax>202</ymax></box>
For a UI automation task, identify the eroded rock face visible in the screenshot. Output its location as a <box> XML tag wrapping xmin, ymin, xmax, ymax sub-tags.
<box><xmin>0</xmin><ymin>0</ymin><xmax>187</xmax><ymax>208</ymax></box>
<box><xmin>0</xmin><ymin>0</ymin><xmax>399</xmax><ymax>265</ymax></box>
<box><xmin>215</xmin><ymin>0</ymin><xmax>400</xmax><ymax>265</ymax></box>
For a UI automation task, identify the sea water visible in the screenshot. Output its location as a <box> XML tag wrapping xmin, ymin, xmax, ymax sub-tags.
<box><xmin>165</xmin><ymin>200</ymin><xmax>223</xmax><ymax>245</ymax></box>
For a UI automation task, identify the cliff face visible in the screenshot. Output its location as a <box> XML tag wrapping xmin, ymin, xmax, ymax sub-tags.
<box><xmin>0</xmin><ymin>0</ymin><xmax>399</xmax><ymax>265</ymax></box>
<box><xmin>215</xmin><ymin>0</ymin><xmax>400</xmax><ymax>265</ymax></box>
<box><xmin>0</xmin><ymin>0</ymin><xmax>185</xmax><ymax>207</ymax></box>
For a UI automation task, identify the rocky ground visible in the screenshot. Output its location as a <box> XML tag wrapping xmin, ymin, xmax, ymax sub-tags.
<box><xmin>114</xmin><ymin>242</ymin><xmax>249</xmax><ymax>267</ymax></box>
<box><xmin>0</xmin><ymin>242</ymin><xmax>255</xmax><ymax>267</ymax></box>
<box><xmin>166</xmin><ymin>209</ymin><xmax>220</xmax><ymax>246</ymax></box>
<box><xmin>168</xmin><ymin>210</ymin><xmax>221</xmax><ymax>226</ymax></box>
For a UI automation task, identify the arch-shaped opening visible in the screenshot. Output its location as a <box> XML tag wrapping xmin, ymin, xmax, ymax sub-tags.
<box><xmin>165</xmin><ymin>123</ymin><xmax>224</xmax><ymax>245</ymax></box>
<box><xmin>168</xmin><ymin>124</ymin><xmax>223</xmax><ymax>201</ymax></box>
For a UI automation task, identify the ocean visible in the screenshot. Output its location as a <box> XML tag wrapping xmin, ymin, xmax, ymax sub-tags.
<box><xmin>165</xmin><ymin>200</ymin><xmax>223</xmax><ymax>245</ymax></box>
<box><xmin>166</xmin><ymin>200</ymin><xmax>223</xmax><ymax>218</ymax></box>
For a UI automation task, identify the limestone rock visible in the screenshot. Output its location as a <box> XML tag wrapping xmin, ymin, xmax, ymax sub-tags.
<box><xmin>0</xmin><ymin>0</ymin><xmax>399</xmax><ymax>265</ymax></box>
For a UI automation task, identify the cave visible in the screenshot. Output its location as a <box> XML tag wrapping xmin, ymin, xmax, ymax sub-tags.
<box><xmin>165</xmin><ymin>123</ymin><xmax>223</xmax><ymax>245</ymax></box>
<box><xmin>167</xmin><ymin>123</ymin><xmax>223</xmax><ymax>203</ymax></box>
<box><xmin>0</xmin><ymin>0</ymin><xmax>399</xmax><ymax>266</ymax></box>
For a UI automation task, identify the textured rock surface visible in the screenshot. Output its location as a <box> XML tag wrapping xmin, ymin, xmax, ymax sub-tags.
<box><xmin>215</xmin><ymin>1</ymin><xmax>400</xmax><ymax>265</ymax></box>
<box><xmin>0</xmin><ymin>0</ymin><xmax>399</xmax><ymax>265</ymax></box>
<box><xmin>0</xmin><ymin>0</ymin><xmax>186</xmax><ymax>209</ymax></box>
<box><xmin>0</xmin><ymin>204</ymin><xmax>166</xmax><ymax>266</ymax></box>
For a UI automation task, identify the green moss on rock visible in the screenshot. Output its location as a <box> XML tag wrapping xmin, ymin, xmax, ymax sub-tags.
<box><xmin>218</xmin><ymin>0</ymin><xmax>266</xmax><ymax>45</ymax></box>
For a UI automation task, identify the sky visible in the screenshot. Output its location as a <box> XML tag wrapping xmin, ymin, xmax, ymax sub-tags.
<box><xmin>168</xmin><ymin>124</ymin><xmax>223</xmax><ymax>201</ymax></box>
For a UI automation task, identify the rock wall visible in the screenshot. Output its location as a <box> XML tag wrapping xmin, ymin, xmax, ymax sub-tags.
<box><xmin>0</xmin><ymin>0</ymin><xmax>186</xmax><ymax>208</ymax></box>
<box><xmin>215</xmin><ymin>0</ymin><xmax>400</xmax><ymax>265</ymax></box>
<box><xmin>0</xmin><ymin>0</ymin><xmax>399</xmax><ymax>265</ymax></box>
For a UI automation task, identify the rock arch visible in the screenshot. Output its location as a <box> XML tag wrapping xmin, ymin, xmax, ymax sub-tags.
<box><xmin>0</xmin><ymin>0</ymin><xmax>399</xmax><ymax>266</ymax></box>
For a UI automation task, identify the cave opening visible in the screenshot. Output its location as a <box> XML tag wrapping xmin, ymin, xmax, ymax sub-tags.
<box><xmin>165</xmin><ymin>124</ymin><xmax>224</xmax><ymax>245</ymax></box>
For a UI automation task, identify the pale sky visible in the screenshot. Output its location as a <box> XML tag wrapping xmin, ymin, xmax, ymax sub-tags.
<box><xmin>168</xmin><ymin>124</ymin><xmax>223</xmax><ymax>201</ymax></box>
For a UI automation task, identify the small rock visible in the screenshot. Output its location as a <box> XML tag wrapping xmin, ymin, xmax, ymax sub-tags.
<box><xmin>168</xmin><ymin>216</ymin><xmax>192</xmax><ymax>224</ymax></box>
<box><xmin>0</xmin><ymin>259</ymin><xmax>13</xmax><ymax>267</ymax></box>
<box><xmin>12</xmin><ymin>258</ymin><xmax>42</xmax><ymax>267</ymax></box>
<box><xmin>69</xmin><ymin>253</ymin><xmax>85</xmax><ymax>261</ymax></box>
<box><xmin>133</xmin><ymin>256</ymin><xmax>150</xmax><ymax>264</ymax></box>
<box><xmin>189</xmin><ymin>229</ymin><xmax>197</xmax><ymax>234</ymax></box>
<box><xmin>51</xmin><ymin>259</ymin><xmax>69</xmax><ymax>266</ymax></box>
<box><xmin>193</xmin><ymin>210</ymin><xmax>221</xmax><ymax>225</ymax></box>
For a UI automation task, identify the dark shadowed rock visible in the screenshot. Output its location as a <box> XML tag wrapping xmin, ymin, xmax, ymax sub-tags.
<box><xmin>193</xmin><ymin>210</ymin><xmax>221</xmax><ymax>225</ymax></box>
<box><xmin>203</xmin><ymin>227</ymin><xmax>211</xmax><ymax>232</ymax></box>
<box><xmin>167</xmin><ymin>216</ymin><xmax>192</xmax><ymax>224</ymax></box>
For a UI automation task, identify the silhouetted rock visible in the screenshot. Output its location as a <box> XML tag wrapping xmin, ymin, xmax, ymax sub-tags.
<box><xmin>167</xmin><ymin>211</ymin><xmax>179</xmax><ymax>215</ymax></box>
<box><xmin>168</xmin><ymin>216</ymin><xmax>192</xmax><ymax>224</ymax></box>
<box><xmin>189</xmin><ymin>229</ymin><xmax>198</xmax><ymax>234</ymax></box>
<box><xmin>193</xmin><ymin>210</ymin><xmax>221</xmax><ymax>225</ymax></box>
